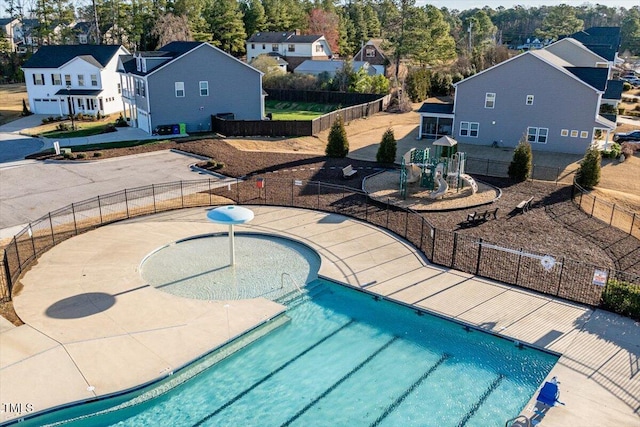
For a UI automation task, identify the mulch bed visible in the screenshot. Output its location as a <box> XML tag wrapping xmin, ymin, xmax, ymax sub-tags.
<box><xmin>29</xmin><ymin>139</ymin><xmax>640</xmax><ymax>278</ymax></box>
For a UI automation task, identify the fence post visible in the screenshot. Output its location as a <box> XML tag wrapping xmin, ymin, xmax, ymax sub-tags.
<box><xmin>124</xmin><ymin>189</ymin><xmax>130</xmax><ymax>218</ymax></box>
<box><xmin>609</xmin><ymin>204</ymin><xmax>616</xmax><ymax>226</ymax></box>
<box><xmin>71</xmin><ymin>203</ymin><xmax>78</xmax><ymax>235</ymax></box>
<box><xmin>97</xmin><ymin>195</ymin><xmax>103</xmax><ymax>224</ymax></box>
<box><xmin>317</xmin><ymin>181</ymin><xmax>320</xmax><ymax>210</ymax></box>
<box><xmin>3</xmin><ymin>251</ymin><xmax>13</xmax><ymax>297</ymax></box>
<box><xmin>475</xmin><ymin>238</ymin><xmax>483</xmax><ymax>275</ymax></box>
<box><xmin>419</xmin><ymin>218</ymin><xmax>424</xmax><ymax>251</ymax></box>
<box><xmin>12</xmin><ymin>236</ymin><xmax>21</xmax><ymax>275</ymax></box>
<box><xmin>515</xmin><ymin>248</ymin><xmax>523</xmax><ymax>285</ymax></box>
<box><xmin>431</xmin><ymin>228</ymin><xmax>436</xmax><ymax>261</ymax></box>
<box><xmin>386</xmin><ymin>198</ymin><xmax>390</xmax><ymax>229</ymax></box>
<box><xmin>291</xmin><ymin>180</ymin><xmax>294</xmax><ymax>206</ymax></box>
<box><xmin>404</xmin><ymin>210</ymin><xmax>409</xmax><ymax>238</ymax></box>
<box><xmin>631</xmin><ymin>213</ymin><xmax>636</xmax><ymax>236</ymax></box>
<box><xmin>180</xmin><ymin>181</ymin><xmax>185</xmax><ymax>208</ymax></box>
<box><xmin>152</xmin><ymin>184</ymin><xmax>157</xmax><ymax>213</ymax></box>
<box><xmin>48</xmin><ymin>212</ymin><xmax>55</xmax><ymax>244</ymax></box>
<box><xmin>590</xmin><ymin>196</ymin><xmax>596</xmax><ymax>218</ymax></box>
<box><xmin>365</xmin><ymin>196</ymin><xmax>368</xmax><ymax>222</ymax></box>
<box><xmin>555</xmin><ymin>257</ymin><xmax>565</xmax><ymax>297</ymax></box>
<box><xmin>451</xmin><ymin>232</ymin><xmax>458</xmax><ymax>268</ymax></box>
<box><xmin>29</xmin><ymin>224</ymin><xmax>36</xmax><ymax>258</ymax></box>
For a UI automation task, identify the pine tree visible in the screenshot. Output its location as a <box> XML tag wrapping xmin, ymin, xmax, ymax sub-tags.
<box><xmin>376</xmin><ymin>127</ymin><xmax>397</xmax><ymax>163</ymax></box>
<box><xmin>576</xmin><ymin>146</ymin><xmax>601</xmax><ymax>189</ymax></box>
<box><xmin>205</xmin><ymin>0</ymin><xmax>247</xmax><ymax>56</ymax></box>
<box><xmin>508</xmin><ymin>135</ymin><xmax>532</xmax><ymax>182</ymax></box>
<box><xmin>325</xmin><ymin>115</ymin><xmax>349</xmax><ymax>158</ymax></box>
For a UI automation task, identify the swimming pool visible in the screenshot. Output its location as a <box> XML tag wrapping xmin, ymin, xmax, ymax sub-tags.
<box><xmin>23</xmin><ymin>278</ymin><xmax>557</xmax><ymax>427</ymax></box>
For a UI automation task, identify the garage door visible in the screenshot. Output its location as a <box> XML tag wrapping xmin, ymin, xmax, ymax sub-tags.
<box><xmin>137</xmin><ymin>109</ymin><xmax>150</xmax><ymax>133</ymax></box>
<box><xmin>33</xmin><ymin>98</ymin><xmax>63</xmax><ymax>115</ymax></box>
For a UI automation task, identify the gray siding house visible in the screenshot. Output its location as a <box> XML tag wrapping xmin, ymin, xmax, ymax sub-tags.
<box><xmin>119</xmin><ymin>42</ymin><xmax>264</xmax><ymax>134</ymax></box>
<box><xmin>419</xmin><ymin>35</ymin><xmax>619</xmax><ymax>155</ymax></box>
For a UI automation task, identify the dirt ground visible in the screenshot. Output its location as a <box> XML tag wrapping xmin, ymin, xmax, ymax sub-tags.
<box><xmin>0</xmin><ymin>83</ymin><xmax>26</xmax><ymax>125</ymax></box>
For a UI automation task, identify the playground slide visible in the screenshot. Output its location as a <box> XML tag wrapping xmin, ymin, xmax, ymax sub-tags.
<box><xmin>406</xmin><ymin>164</ymin><xmax>421</xmax><ymax>183</ymax></box>
<box><xmin>430</xmin><ymin>164</ymin><xmax>448</xmax><ymax>199</ymax></box>
<box><xmin>460</xmin><ymin>173</ymin><xmax>478</xmax><ymax>194</ymax></box>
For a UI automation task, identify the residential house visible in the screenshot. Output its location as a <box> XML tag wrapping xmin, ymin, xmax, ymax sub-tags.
<box><xmin>0</xmin><ymin>17</ymin><xmax>19</xmax><ymax>51</ymax></box>
<box><xmin>246</xmin><ymin>31</ymin><xmax>332</xmax><ymax>71</ymax></box>
<box><xmin>22</xmin><ymin>44</ymin><xmax>129</xmax><ymax>116</ymax></box>
<box><xmin>418</xmin><ymin>34</ymin><xmax>621</xmax><ymax>155</ymax></box>
<box><xmin>0</xmin><ymin>18</ymin><xmax>39</xmax><ymax>52</ymax></box>
<box><xmin>294</xmin><ymin>60</ymin><xmax>377</xmax><ymax>77</ymax></box>
<box><xmin>353</xmin><ymin>39</ymin><xmax>389</xmax><ymax>76</ymax></box>
<box><xmin>73</xmin><ymin>21</ymin><xmax>97</xmax><ymax>44</ymax></box>
<box><xmin>567</xmin><ymin>27</ymin><xmax>621</xmax><ymax>67</ymax></box>
<box><xmin>118</xmin><ymin>41</ymin><xmax>264</xmax><ymax>134</ymax></box>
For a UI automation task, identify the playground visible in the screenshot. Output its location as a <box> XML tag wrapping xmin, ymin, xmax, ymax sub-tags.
<box><xmin>365</xmin><ymin>136</ymin><xmax>501</xmax><ymax>211</ymax></box>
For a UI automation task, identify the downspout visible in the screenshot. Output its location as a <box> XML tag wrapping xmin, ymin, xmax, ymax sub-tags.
<box><xmin>144</xmin><ymin>75</ymin><xmax>151</xmax><ymax>132</ymax></box>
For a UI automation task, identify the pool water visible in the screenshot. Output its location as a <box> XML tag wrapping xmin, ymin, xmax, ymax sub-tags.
<box><xmin>28</xmin><ymin>279</ymin><xmax>557</xmax><ymax>427</ymax></box>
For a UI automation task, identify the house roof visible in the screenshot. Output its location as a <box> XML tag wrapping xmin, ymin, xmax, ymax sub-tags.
<box><xmin>247</xmin><ymin>31</ymin><xmax>323</xmax><ymax>44</ymax></box>
<box><xmin>603</xmin><ymin>79</ymin><xmax>623</xmax><ymax>100</ymax></box>
<box><xmin>0</xmin><ymin>18</ymin><xmax>17</xmax><ymax>26</ymax></box>
<box><xmin>55</xmin><ymin>88</ymin><xmax>102</xmax><ymax>96</ymax></box>
<box><xmin>23</xmin><ymin>45</ymin><xmax>125</xmax><ymax>68</ymax></box>
<box><xmin>295</xmin><ymin>60</ymin><xmax>372</xmax><ymax>74</ymax></box>
<box><xmin>567</xmin><ymin>26</ymin><xmax>621</xmax><ymax>61</ymax></box>
<box><xmin>73</xmin><ymin>21</ymin><xmax>93</xmax><ymax>33</ymax></box>
<box><xmin>565</xmin><ymin>67</ymin><xmax>608</xmax><ymax>91</ymax></box>
<box><xmin>354</xmin><ymin>39</ymin><xmax>389</xmax><ymax>60</ymax></box>
<box><xmin>417</xmin><ymin>103</ymin><xmax>454</xmax><ymax>115</ymax></box>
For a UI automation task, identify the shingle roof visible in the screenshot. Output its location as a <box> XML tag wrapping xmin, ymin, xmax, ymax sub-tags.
<box><xmin>295</xmin><ymin>60</ymin><xmax>372</xmax><ymax>74</ymax></box>
<box><xmin>119</xmin><ymin>42</ymin><xmax>204</xmax><ymax>76</ymax></box>
<box><xmin>567</xmin><ymin>27</ymin><xmax>621</xmax><ymax>61</ymax></box>
<box><xmin>247</xmin><ymin>31</ymin><xmax>323</xmax><ymax>44</ymax></box>
<box><xmin>603</xmin><ymin>79</ymin><xmax>623</xmax><ymax>100</ymax></box>
<box><xmin>417</xmin><ymin>103</ymin><xmax>454</xmax><ymax>114</ymax></box>
<box><xmin>566</xmin><ymin>67</ymin><xmax>608</xmax><ymax>91</ymax></box>
<box><xmin>23</xmin><ymin>45</ymin><xmax>124</xmax><ymax>68</ymax></box>
<box><xmin>0</xmin><ymin>18</ymin><xmax>16</xmax><ymax>26</ymax></box>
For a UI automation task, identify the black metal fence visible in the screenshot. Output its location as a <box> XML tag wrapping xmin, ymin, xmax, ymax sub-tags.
<box><xmin>572</xmin><ymin>182</ymin><xmax>639</xmax><ymax>238</ymax></box>
<box><xmin>464</xmin><ymin>157</ymin><xmax>577</xmax><ymax>184</ymax></box>
<box><xmin>2</xmin><ymin>178</ymin><xmax>638</xmax><ymax>312</ymax></box>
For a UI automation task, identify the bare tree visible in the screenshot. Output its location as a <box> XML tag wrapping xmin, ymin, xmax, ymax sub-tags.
<box><xmin>150</xmin><ymin>12</ymin><xmax>191</xmax><ymax>49</ymax></box>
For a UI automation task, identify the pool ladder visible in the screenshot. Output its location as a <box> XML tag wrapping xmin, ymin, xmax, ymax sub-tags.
<box><xmin>281</xmin><ymin>272</ymin><xmax>303</xmax><ymax>295</ymax></box>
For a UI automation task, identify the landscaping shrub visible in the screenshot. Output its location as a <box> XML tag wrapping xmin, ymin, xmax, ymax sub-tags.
<box><xmin>21</xmin><ymin>99</ymin><xmax>32</xmax><ymax>116</ymax></box>
<box><xmin>205</xmin><ymin>160</ymin><xmax>224</xmax><ymax>170</ymax></box>
<box><xmin>602</xmin><ymin>142</ymin><xmax>621</xmax><ymax>159</ymax></box>
<box><xmin>115</xmin><ymin>115</ymin><xmax>128</xmax><ymax>127</ymax></box>
<box><xmin>96</xmin><ymin>111</ymin><xmax>102</xmax><ymax>120</ymax></box>
<box><xmin>405</xmin><ymin>67</ymin><xmax>431</xmax><ymax>102</ymax></box>
<box><xmin>507</xmin><ymin>136</ymin><xmax>532</xmax><ymax>182</ymax></box>
<box><xmin>62</xmin><ymin>151</ymin><xmax>73</xmax><ymax>159</ymax></box>
<box><xmin>93</xmin><ymin>152</ymin><xmax>103</xmax><ymax>157</ymax></box>
<box><xmin>623</xmin><ymin>82</ymin><xmax>632</xmax><ymax>91</ymax></box>
<box><xmin>576</xmin><ymin>146</ymin><xmax>601</xmax><ymax>188</ymax></box>
<box><xmin>601</xmin><ymin>280</ymin><xmax>640</xmax><ymax>321</ymax></box>
<box><xmin>76</xmin><ymin>153</ymin><xmax>86</xmax><ymax>159</ymax></box>
<box><xmin>376</xmin><ymin>128</ymin><xmax>397</xmax><ymax>163</ymax></box>
<box><xmin>620</xmin><ymin>142</ymin><xmax>638</xmax><ymax>161</ymax></box>
<box><xmin>56</xmin><ymin>123</ymin><xmax>70</xmax><ymax>131</ymax></box>
<box><xmin>325</xmin><ymin>115</ymin><xmax>349</xmax><ymax>158</ymax></box>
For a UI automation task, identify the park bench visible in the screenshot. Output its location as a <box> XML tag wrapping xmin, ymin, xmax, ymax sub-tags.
<box><xmin>516</xmin><ymin>197</ymin><xmax>534</xmax><ymax>214</ymax></box>
<box><xmin>342</xmin><ymin>165</ymin><xmax>358</xmax><ymax>179</ymax></box>
<box><xmin>466</xmin><ymin>207</ymin><xmax>499</xmax><ymax>225</ymax></box>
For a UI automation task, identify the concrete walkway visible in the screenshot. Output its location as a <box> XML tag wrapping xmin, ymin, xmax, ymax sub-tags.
<box><xmin>1</xmin><ymin>206</ymin><xmax>639</xmax><ymax>426</ymax></box>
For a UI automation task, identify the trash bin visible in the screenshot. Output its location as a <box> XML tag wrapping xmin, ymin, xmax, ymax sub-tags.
<box><xmin>179</xmin><ymin>123</ymin><xmax>186</xmax><ymax>134</ymax></box>
<box><xmin>172</xmin><ymin>124</ymin><xmax>179</xmax><ymax>134</ymax></box>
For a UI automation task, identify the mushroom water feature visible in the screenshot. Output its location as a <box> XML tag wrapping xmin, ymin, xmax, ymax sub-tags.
<box><xmin>206</xmin><ymin>205</ymin><xmax>255</xmax><ymax>266</ymax></box>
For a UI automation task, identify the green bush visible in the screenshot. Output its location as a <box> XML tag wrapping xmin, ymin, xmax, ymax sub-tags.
<box><xmin>602</xmin><ymin>143</ymin><xmax>621</xmax><ymax>159</ymax></box>
<box><xmin>62</xmin><ymin>151</ymin><xmax>73</xmax><ymax>159</ymax></box>
<box><xmin>56</xmin><ymin>123</ymin><xmax>69</xmax><ymax>131</ymax></box>
<box><xmin>376</xmin><ymin>128</ymin><xmax>397</xmax><ymax>163</ymax></box>
<box><xmin>405</xmin><ymin>67</ymin><xmax>431</xmax><ymax>102</ymax></box>
<box><xmin>93</xmin><ymin>152</ymin><xmax>103</xmax><ymax>157</ymax></box>
<box><xmin>115</xmin><ymin>114</ymin><xmax>128</xmax><ymax>127</ymax></box>
<box><xmin>623</xmin><ymin>82</ymin><xmax>632</xmax><ymax>92</ymax></box>
<box><xmin>507</xmin><ymin>136</ymin><xmax>532</xmax><ymax>182</ymax></box>
<box><xmin>325</xmin><ymin>115</ymin><xmax>349</xmax><ymax>158</ymax></box>
<box><xmin>205</xmin><ymin>160</ymin><xmax>224</xmax><ymax>170</ymax></box>
<box><xmin>601</xmin><ymin>280</ymin><xmax>640</xmax><ymax>320</ymax></box>
<box><xmin>576</xmin><ymin>146</ymin><xmax>601</xmax><ymax>188</ymax></box>
<box><xmin>76</xmin><ymin>153</ymin><xmax>86</xmax><ymax>159</ymax></box>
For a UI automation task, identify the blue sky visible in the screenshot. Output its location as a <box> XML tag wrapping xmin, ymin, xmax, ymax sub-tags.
<box><xmin>422</xmin><ymin>1</ymin><xmax>639</xmax><ymax>10</ymax></box>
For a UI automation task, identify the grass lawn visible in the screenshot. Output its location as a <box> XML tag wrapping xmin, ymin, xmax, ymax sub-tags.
<box><xmin>265</xmin><ymin>100</ymin><xmax>340</xmax><ymax>120</ymax></box>
<box><xmin>0</xmin><ymin>83</ymin><xmax>27</xmax><ymax>125</ymax></box>
<box><xmin>41</xmin><ymin>123</ymin><xmax>113</xmax><ymax>138</ymax></box>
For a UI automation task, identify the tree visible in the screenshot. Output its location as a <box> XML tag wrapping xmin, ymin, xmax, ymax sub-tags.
<box><xmin>326</xmin><ymin>115</ymin><xmax>349</xmax><ymax>158</ymax></box>
<box><xmin>241</xmin><ymin>0</ymin><xmax>267</xmax><ymax>38</ymax></box>
<box><xmin>508</xmin><ymin>136</ymin><xmax>532</xmax><ymax>182</ymax></box>
<box><xmin>405</xmin><ymin>5</ymin><xmax>456</xmax><ymax>66</ymax></box>
<box><xmin>576</xmin><ymin>146</ymin><xmax>601</xmax><ymax>189</ymax></box>
<box><xmin>405</xmin><ymin>67</ymin><xmax>430</xmax><ymax>102</ymax></box>
<box><xmin>150</xmin><ymin>13</ymin><xmax>192</xmax><ymax>48</ymax></box>
<box><xmin>621</xmin><ymin>8</ymin><xmax>640</xmax><ymax>55</ymax></box>
<box><xmin>250</xmin><ymin>54</ymin><xmax>283</xmax><ymax>81</ymax></box>
<box><xmin>535</xmin><ymin>4</ymin><xmax>583</xmax><ymax>40</ymax></box>
<box><xmin>205</xmin><ymin>0</ymin><xmax>246</xmax><ymax>56</ymax></box>
<box><xmin>307</xmin><ymin>9</ymin><xmax>339</xmax><ymax>54</ymax></box>
<box><xmin>376</xmin><ymin>127</ymin><xmax>396</xmax><ymax>163</ymax></box>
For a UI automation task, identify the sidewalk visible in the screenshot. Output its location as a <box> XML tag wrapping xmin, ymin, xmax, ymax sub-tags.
<box><xmin>1</xmin><ymin>207</ymin><xmax>638</xmax><ymax>425</ymax></box>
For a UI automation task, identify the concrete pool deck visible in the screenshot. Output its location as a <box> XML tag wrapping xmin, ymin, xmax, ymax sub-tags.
<box><xmin>1</xmin><ymin>206</ymin><xmax>638</xmax><ymax>425</ymax></box>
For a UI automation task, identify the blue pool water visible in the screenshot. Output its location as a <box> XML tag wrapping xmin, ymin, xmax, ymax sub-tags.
<box><xmin>25</xmin><ymin>279</ymin><xmax>557</xmax><ymax>427</ymax></box>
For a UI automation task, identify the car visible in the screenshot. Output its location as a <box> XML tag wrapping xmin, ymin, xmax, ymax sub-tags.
<box><xmin>613</xmin><ymin>130</ymin><xmax>640</xmax><ymax>142</ymax></box>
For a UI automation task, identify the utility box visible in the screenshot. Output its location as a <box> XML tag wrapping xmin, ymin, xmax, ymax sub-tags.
<box><xmin>179</xmin><ymin>123</ymin><xmax>186</xmax><ymax>134</ymax></box>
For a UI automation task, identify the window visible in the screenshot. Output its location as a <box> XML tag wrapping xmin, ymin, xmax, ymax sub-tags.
<box><xmin>140</xmin><ymin>81</ymin><xmax>145</xmax><ymax>97</ymax></box>
<box><xmin>485</xmin><ymin>92</ymin><xmax>495</xmax><ymax>109</ymax></box>
<box><xmin>33</xmin><ymin>73</ymin><xmax>44</xmax><ymax>85</ymax></box>
<box><xmin>117</xmin><ymin>83</ymin><xmax>121</xmax><ymax>94</ymax></box>
<box><xmin>288</xmin><ymin>44</ymin><xmax>295</xmax><ymax>52</ymax></box>
<box><xmin>78</xmin><ymin>74</ymin><xmax>84</xmax><ymax>86</ymax></box>
<box><xmin>52</xmin><ymin>73</ymin><xmax>61</xmax><ymax>85</ymax></box>
<box><xmin>175</xmin><ymin>81</ymin><xmax>185</xmax><ymax>97</ymax></box>
<box><xmin>365</xmin><ymin>48</ymin><xmax>375</xmax><ymax>57</ymax></box>
<box><xmin>91</xmin><ymin>74</ymin><xmax>98</xmax><ymax>86</ymax></box>
<box><xmin>527</xmin><ymin>127</ymin><xmax>548</xmax><ymax>143</ymax></box>
<box><xmin>141</xmin><ymin>59</ymin><xmax>146</xmax><ymax>73</ymax></box>
<box><xmin>79</xmin><ymin>34</ymin><xmax>87</xmax><ymax>44</ymax></box>
<box><xmin>262</xmin><ymin>44</ymin><xmax>265</xmax><ymax>49</ymax></box>
<box><xmin>199</xmin><ymin>81</ymin><xmax>209</xmax><ymax>96</ymax></box>
<box><xmin>251</xmin><ymin>43</ymin><xmax>255</xmax><ymax>49</ymax></box>
<box><xmin>580</xmin><ymin>131</ymin><xmax>589</xmax><ymax>138</ymax></box>
<box><xmin>459</xmin><ymin>121</ymin><xmax>479</xmax><ymax>137</ymax></box>
<box><xmin>136</xmin><ymin>57</ymin><xmax>141</xmax><ymax>72</ymax></box>
<box><xmin>135</xmin><ymin>80</ymin><xmax>140</xmax><ymax>95</ymax></box>
<box><xmin>315</xmin><ymin>44</ymin><xmax>324</xmax><ymax>53</ymax></box>
<box><xmin>65</xmin><ymin>74</ymin><xmax>71</xmax><ymax>86</ymax></box>
<box><xmin>526</xmin><ymin>95</ymin><xmax>534</xmax><ymax>105</ymax></box>
<box><xmin>570</xmin><ymin>130</ymin><xmax>578</xmax><ymax>137</ymax></box>
<box><xmin>561</xmin><ymin>129</ymin><xmax>569</xmax><ymax>137</ymax></box>
<box><xmin>272</xmin><ymin>44</ymin><xmax>278</xmax><ymax>51</ymax></box>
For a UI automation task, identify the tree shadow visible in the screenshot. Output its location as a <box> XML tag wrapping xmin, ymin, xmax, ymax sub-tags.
<box><xmin>46</xmin><ymin>292</ymin><xmax>115</xmax><ymax>319</ymax></box>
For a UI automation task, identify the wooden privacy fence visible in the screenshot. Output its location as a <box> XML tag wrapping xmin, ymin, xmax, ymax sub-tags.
<box><xmin>211</xmin><ymin>94</ymin><xmax>390</xmax><ymax>137</ymax></box>
<box><xmin>572</xmin><ymin>182</ymin><xmax>640</xmax><ymax>238</ymax></box>
<box><xmin>2</xmin><ymin>178</ymin><xmax>638</xmax><ymax>316</ymax></box>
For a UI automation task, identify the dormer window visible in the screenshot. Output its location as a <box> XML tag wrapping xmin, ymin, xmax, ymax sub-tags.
<box><xmin>136</xmin><ymin>57</ymin><xmax>141</xmax><ymax>72</ymax></box>
<box><xmin>366</xmin><ymin>48</ymin><xmax>375</xmax><ymax>57</ymax></box>
<box><xmin>315</xmin><ymin>44</ymin><xmax>324</xmax><ymax>53</ymax></box>
<box><xmin>78</xmin><ymin>34</ymin><xmax>87</xmax><ymax>44</ymax></box>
